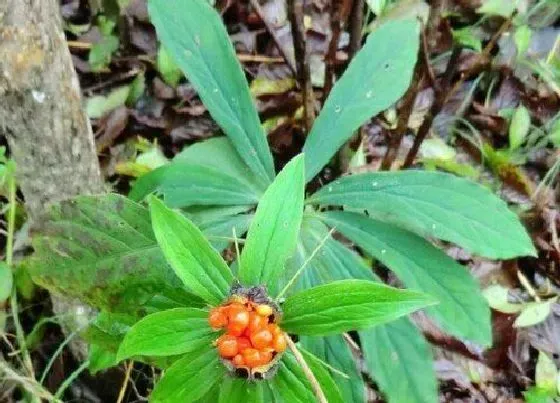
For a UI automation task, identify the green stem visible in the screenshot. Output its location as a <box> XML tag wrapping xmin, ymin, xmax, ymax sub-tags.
<box><xmin>276</xmin><ymin>227</ymin><xmax>335</xmax><ymax>301</ymax></box>
<box><xmin>6</xmin><ymin>164</ymin><xmax>15</xmax><ymax>267</ymax></box>
<box><xmin>6</xmin><ymin>165</ymin><xmax>34</xmax><ymax>379</ymax></box>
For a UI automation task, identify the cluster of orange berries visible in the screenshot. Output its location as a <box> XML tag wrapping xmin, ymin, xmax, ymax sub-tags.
<box><xmin>209</xmin><ymin>297</ymin><xmax>287</xmax><ymax>370</ymax></box>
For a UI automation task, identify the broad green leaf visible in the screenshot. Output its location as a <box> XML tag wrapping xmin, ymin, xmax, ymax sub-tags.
<box><xmin>281</xmin><ymin>279</ymin><xmax>436</xmax><ymax>336</ymax></box>
<box><xmin>84</xmin><ymin>311</ymin><xmax>137</xmax><ymax>352</ymax></box>
<box><xmin>271</xmin><ymin>353</ymin><xmax>317</xmax><ymax>403</ymax></box>
<box><xmin>157</xmin><ymin>45</ymin><xmax>183</xmax><ymax>87</ymax></box>
<box><xmin>28</xmin><ymin>194</ymin><xmax>184</xmax><ymax>312</ymax></box>
<box><xmin>0</xmin><ymin>262</ymin><xmax>12</xmax><ymax>301</ymax></box>
<box><xmin>86</xmin><ymin>86</ymin><xmax>130</xmax><ymax>118</ymax></box>
<box><xmin>89</xmin><ymin>35</ymin><xmax>119</xmax><ymax>72</ymax></box>
<box><xmin>483</xmin><ymin>285</ymin><xmax>524</xmax><ymax>314</ymax></box>
<box><xmin>510</xmin><ymin>105</ymin><xmax>531</xmax><ymax>150</ymax></box>
<box><xmin>536</xmin><ymin>351</ymin><xmax>558</xmax><ymax>393</ymax></box>
<box><xmin>117</xmin><ymin>308</ymin><xmax>214</xmax><ymax>361</ymax></box>
<box><xmin>309</xmin><ymin>170</ymin><xmax>536</xmax><ymax>259</ymax></box>
<box><xmin>300</xmin><ymin>335</ymin><xmax>366</xmax><ymax>403</ymax></box>
<box><xmin>452</xmin><ymin>27</ymin><xmax>481</xmax><ymax>52</ymax></box>
<box><xmin>151</xmin><ymin>348</ymin><xmax>225</xmax><ymax>403</ymax></box>
<box><xmin>88</xmin><ymin>344</ymin><xmax>117</xmax><ymax>374</ymax></box>
<box><xmin>150</xmin><ymin>197</ymin><xmax>233</xmax><ymax>305</ymax></box>
<box><xmin>477</xmin><ymin>0</ymin><xmax>516</xmax><ymax>17</ymax></box>
<box><xmin>514</xmin><ymin>25</ymin><xmax>532</xmax><ymax>57</ymax></box>
<box><xmin>149</xmin><ymin>0</ymin><xmax>274</xmax><ymax>186</ymax></box>
<box><xmin>300</xmin><ymin>349</ymin><xmax>344</xmax><ymax>403</ymax></box>
<box><xmin>239</xmin><ymin>155</ymin><xmax>305</xmax><ymax>294</ymax></box>
<box><xmin>303</xmin><ymin>20</ymin><xmax>419</xmax><ymax>181</ymax></box>
<box><xmin>360</xmin><ymin>318</ymin><xmax>437</xmax><ymax>403</ymax></box>
<box><xmin>175</xmin><ymin>137</ymin><xmax>266</xmax><ymax>194</ymax></box>
<box><xmin>218</xmin><ymin>378</ymin><xmax>264</xmax><ymax>403</ymax></box>
<box><xmin>320</xmin><ymin>211</ymin><xmax>492</xmax><ymax>345</ymax></box>
<box><xmin>514</xmin><ymin>299</ymin><xmax>555</xmax><ymax>328</ymax></box>
<box><xmin>129</xmin><ymin>163</ymin><xmax>260</xmax><ymax>208</ymax></box>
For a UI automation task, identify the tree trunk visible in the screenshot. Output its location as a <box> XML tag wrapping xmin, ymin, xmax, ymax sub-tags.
<box><xmin>0</xmin><ymin>0</ymin><xmax>104</xmax><ymax>359</ymax></box>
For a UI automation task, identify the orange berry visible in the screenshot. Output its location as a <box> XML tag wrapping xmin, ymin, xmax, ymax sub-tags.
<box><xmin>208</xmin><ymin>308</ymin><xmax>228</xmax><ymax>329</ymax></box>
<box><xmin>237</xmin><ymin>336</ymin><xmax>252</xmax><ymax>352</ymax></box>
<box><xmin>259</xmin><ymin>350</ymin><xmax>273</xmax><ymax>366</ymax></box>
<box><xmin>267</xmin><ymin>323</ymin><xmax>282</xmax><ymax>335</ymax></box>
<box><xmin>250</xmin><ymin>329</ymin><xmax>273</xmax><ymax>350</ymax></box>
<box><xmin>227</xmin><ymin>323</ymin><xmax>246</xmax><ymax>336</ymax></box>
<box><xmin>227</xmin><ymin>305</ymin><xmax>250</xmax><ymax>336</ymax></box>
<box><xmin>248</xmin><ymin>312</ymin><xmax>267</xmax><ymax>333</ymax></box>
<box><xmin>217</xmin><ymin>335</ymin><xmax>238</xmax><ymax>358</ymax></box>
<box><xmin>228</xmin><ymin>306</ymin><xmax>250</xmax><ymax>328</ymax></box>
<box><xmin>255</xmin><ymin>304</ymin><xmax>273</xmax><ymax>317</ymax></box>
<box><xmin>242</xmin><ymin>348</ymin><xmax>262</xmax><ymax>368</ymax></box>
<box><xmin>232</xmin><ymin>354</ymin><xmax>245</xmax><ymax>367</ymax></box>
<box><xmin>272</xmin><ymin>333</ymin><xmax>287</xmax><ymax>353</ymax></box>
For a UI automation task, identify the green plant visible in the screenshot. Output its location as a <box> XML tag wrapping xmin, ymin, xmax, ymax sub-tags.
<box><xmin>27</xmin><ymin>0</ymin><xmax>536</xmax><ymax>402</ymax></box>
<box><xmin>115</xmin><ymin>157</ymin><xmax>435</xmax><ymax>401</ymax></box>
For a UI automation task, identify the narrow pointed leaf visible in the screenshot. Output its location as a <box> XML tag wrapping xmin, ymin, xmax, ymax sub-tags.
<box><xmin>321</xmin><ymin>211</ymin><xmax>492</xmax><ymax>345</ymax></box>
<box><xmin>117</xmin><ymin>308</ymin><xmax>214</xmax><ymax>361</ymax></box>
<box><xmin>300</xmin><ymin>335</ymin><xmax>366</xmax><ymax>403</ymax></box>
<box><xmin>239</xmin><ymin>155</ymin><xmax>305</xmax><ymax>293</ymax></box>
<box><xmin>360</xmin><ymin>319</ymin><xmax>438</xmax><ymax>403</ymax></box>
<box><xmin>151</xmin><ymin>348</ymin><xmax>225</xmax><ymax>403</ymax></box>
<box><xmin>175</xmin><ymin>137</ymin><xmax>266</xmax><ymax>194</ymax></box>
<box><xmin>271</xmin><ymin>353</ymin><xmax>318</xmax><ymax>403</ymax></box>
<box><xmin>285</xmin><ymin>215</ymin><xmax>378</xmax><ymax>295</ymax></box>
<box><xmin>149</xmin><ymin>0</ymin><xmax>274</xmax><ymax>186</ymax></box>
<box><xmin>150</xmin><ymin>197</ymin><xmax>233</xmax><ymax>305</ymax></box>
<box><xmin>294</xmin><ymin>216</ymin><xmax>435</xmax><ymax>403</ymax></box>
<box><xmin>129</xmin><ymin>163</ymin><xmax>261</xmax><ymax>208</ymax></box>
<box><xmin>309</xmin><ymin>171</ymin><xmax>536</xmax><ymax>258</ymax></box>
<box><xmin>303</xmin><ymin>20</ymin><xmax>419</xmax><ymax>181</ymax></box>
<box><xmin>299</xmin><ymin>348</ymin><xmax>345</xmax><ymax>403</ymax></box>
<box><xmin>218</xmin><ymin>378</ymin><xmax>264</xmax><ymax>403</ymax></box>
<box><xmin>281</xmin><ymin>279</ymin><xmax>436</xmax><ymax>335</ymax></box>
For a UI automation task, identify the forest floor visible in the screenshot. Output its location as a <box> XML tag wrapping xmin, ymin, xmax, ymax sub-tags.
<box><xmin>2</xmin><ymin>0</ymin><xmax>560</xmax><ymax>401</ymax></box>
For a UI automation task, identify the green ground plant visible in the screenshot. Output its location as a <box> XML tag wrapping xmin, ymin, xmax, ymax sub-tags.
<box><xmin>27</xmin><ymin>0</ymin><xmax>537</xmax><ymax>401</ymax></box>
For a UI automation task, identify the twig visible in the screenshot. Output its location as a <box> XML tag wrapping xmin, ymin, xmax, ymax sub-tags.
<box><xmin>116</xmin><ymin>361</ymin><xmax>133</xmax><ymax>403</ymax></box>
<box><xmin>403</xmin><ymin>16</ymin><xmax>513</xmax><ymax>167</ymax></box>
<box><xmin>421</xmin><ymin>28</ymin><xmax>436</xmax><ymax>88</ymax></box>
<box><xmin>402</xmin><ymin>46</ymin><xmax>462</xmax><ymax>168</ymax></box>
<box><xmin>287</xmin><ymin>0</ymin><xmax>316</xmax><ymax>132</ymax></box>
<box><xmin>286</xmin><ymin>336</ymin><xmax>328</xmax><ymax>403</ymax></box>
<box><xmin>66</xmin><ymin>40</ymin><xmax>92</xmax><ymax>50</ymax></box>
<box><xmin>380</xmin><ymin>62</ymin><xmax>424</xmax><ymax>170</ymax></box>
<box><xmin>323</xmin><ymin>0</ymin><xmax>353</xmax><ymax>102</ymax></box>
<box><xmin>0</xmin><ymin>359</ymin><xmax>58</xmax><ymax>402</ymax></box>
<box><xmin>237</xmin><ymin>54</ymin><xmax>285</xmax><ymax>63</ymax></box>
<box><xmin>517</xmin><ymin>270</ymin><xmax>541</xmax><ymax>302</ymax></box>
<box><xmin>249</xmin><ymin>0</ymin><xmax>297</xmax><ymax>75</ymax></box>
<box><xmin>82</xmin><ymin>68</ymin><xmax>142</xmax><ymax>94</ymax></box>
<box><xmin>347</xmin><ymin>0</ymin><xmax>364</xmax><ymax>60</ymax></box>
